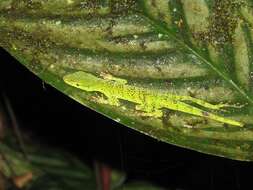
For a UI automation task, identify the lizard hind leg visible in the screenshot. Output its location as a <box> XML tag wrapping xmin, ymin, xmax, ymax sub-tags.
<box><xmin>167</xmin><ymin>101</ymin><xmax>244</xmax><ymax>127</ymax></box>
<box><xmin>180</xmin><ymin>96</ymin><xmax>244</xmax><ymax>111</ymax></box>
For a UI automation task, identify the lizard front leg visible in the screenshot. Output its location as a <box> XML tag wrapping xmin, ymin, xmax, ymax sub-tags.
<box><xmin>100</xmin><ymin>72</ymin><xmax>128</xmax><ymax>84</ymax></box>
<box><xmin>92</xmin><ymin>95</ymin><xmax>120</xmax><ymax>106</ymax></box>
<box><xmin>135</xmin><ymin>104</ymin><xmax>163</xmax><ymax>118</ymax></box>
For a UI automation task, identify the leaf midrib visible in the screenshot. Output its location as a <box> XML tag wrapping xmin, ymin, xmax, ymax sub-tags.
<box><xmin>140</xmin><ymin>10</ymin><xmax>253</xmax><ymax>105</ymax></box>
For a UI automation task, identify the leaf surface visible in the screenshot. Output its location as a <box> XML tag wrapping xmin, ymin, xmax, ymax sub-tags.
<box><xmin>1</xmin><ymin>0</ymin><xmax>253</xmax><ymax>160</ymax></box>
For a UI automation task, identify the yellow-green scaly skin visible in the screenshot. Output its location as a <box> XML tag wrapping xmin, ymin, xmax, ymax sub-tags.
<box><xmin>63</xmin><ymin>71</ymin><xmax>244</xmax><ymax>127</ymax></box>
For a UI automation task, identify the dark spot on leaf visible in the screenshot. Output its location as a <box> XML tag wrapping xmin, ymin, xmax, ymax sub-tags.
<box><xmin>202</xmin><ymin>111</ymin><xmax>209</xmax><ymax>117</ymax></box>
<box><xmin>193</xmin><ymin>0</ymin><xmax>245</xmax><ymax>47</ymax></box>
<box><xmin>223</xmin><ymin>123</ymin><xmax>229</xmax><ymax>128</ymax></box>
<box><xmin>139</xmin><ymin>41</ymin><xmax>147</xmax><ymax>50</ymax></box>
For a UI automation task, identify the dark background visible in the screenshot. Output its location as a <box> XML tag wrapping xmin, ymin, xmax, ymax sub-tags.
<box><xmin>1</xmin><ymin>47</ymin><xmax>253</xmax><ymax>190</ymax></box>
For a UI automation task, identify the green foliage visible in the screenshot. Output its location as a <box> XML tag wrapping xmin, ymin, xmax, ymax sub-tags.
<box><xmin>0</xmin><ymin>134</ymin><xmax>162</xmax><ymax>190</ymax></box>
<box><xmin>1</xmin><ymin>0</ymin><xmax>253</xmax><ymax>160</ymax></box>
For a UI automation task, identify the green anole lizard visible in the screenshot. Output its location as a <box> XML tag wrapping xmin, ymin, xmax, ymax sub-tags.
<box><xmin>63</xmin><ymin>71</ymin><xmax>244</xmax><ymax>127</ymax></box>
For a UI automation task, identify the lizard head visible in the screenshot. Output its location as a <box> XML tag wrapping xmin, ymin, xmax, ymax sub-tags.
<box><xmin>63</xmin><ymin>71</ymin><xmax>101</xmax><ymax>91</ymax></box>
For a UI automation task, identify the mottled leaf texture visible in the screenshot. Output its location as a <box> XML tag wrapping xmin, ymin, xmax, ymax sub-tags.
<box><xmin>1</xmin><ymin>0</ymin><xmax>253</xmax><ymax>160</ymax></box>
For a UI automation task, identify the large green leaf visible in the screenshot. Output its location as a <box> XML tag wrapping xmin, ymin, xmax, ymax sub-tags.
<box><xmin>1</xmin><ymin>0</ymin><xmax>253</xmax><ymax>160</ymax></box>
